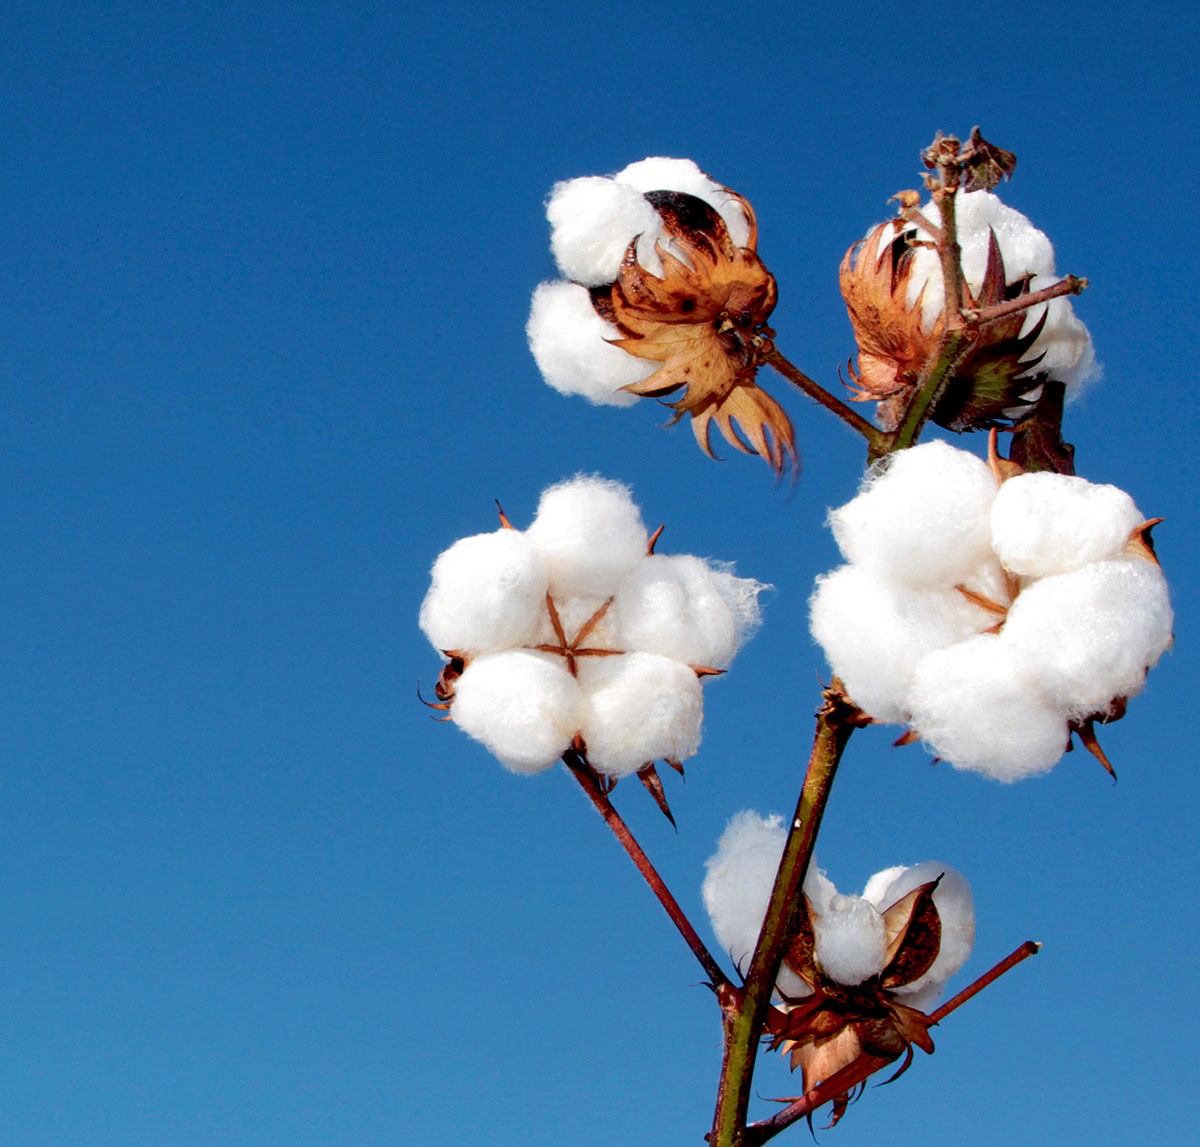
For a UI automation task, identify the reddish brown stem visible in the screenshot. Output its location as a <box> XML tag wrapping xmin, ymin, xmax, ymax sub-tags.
<box><xmin>927</xmin><ymin>939</ymin><xmax>1041</xmax><ymax>1024</ymax></box>
<box><xmin>564</xmin><ymin>750</ymin><xmax>729</xmax><ymax>989</ymax></box>
<box><xmin>761</xmin><ymin>345</ymin><xmax>884</xmax><ymax>448</ymax></box>
<box><xmin>965</xmin><ymin>275</ymin><xmax>1087</xmax><ymax>328</ymax></box>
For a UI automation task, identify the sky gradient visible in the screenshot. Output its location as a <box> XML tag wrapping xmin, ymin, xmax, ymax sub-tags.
<box><xmin>1</xmin><ymin>2</ymin><xmax>1197</xmax><ymax>1144</ymax></box>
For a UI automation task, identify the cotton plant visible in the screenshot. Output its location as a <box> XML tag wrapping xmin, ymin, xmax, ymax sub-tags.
<box><xmin>421</xmin><ymin>474</ymin><xmax>767</xmax><ymax>806</ymax></box>
<box><xmin>810</xmin><ymin>437</ymin><xmax>1173</xmax><ymax>780</ymax></box>
<box><xmin>429</xmin><ymin>130</ymin><xmax>1168</xmax><ymax>1144</ymax></box>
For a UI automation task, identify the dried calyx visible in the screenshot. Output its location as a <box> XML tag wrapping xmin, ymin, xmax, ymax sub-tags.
<box><xmin>529</xmin><ymin>159</ymin><xmax>795</xmax><ymax>475</ymax></box>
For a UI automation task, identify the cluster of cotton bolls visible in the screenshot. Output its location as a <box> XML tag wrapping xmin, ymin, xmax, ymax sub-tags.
<box><xmin>908</xmin><ymin>189</ymin><xmax>1097</xmax><ymax>394</ymax></box>
<box><xmin>419</xmin><ymin>476</ymin><xmax>767</xmax><ymax>778</ymax></box>
<box><xmin>702</xmin><ymin>811</ymin><xmax>975</xmax><ymax>1010</ymax></box>
<box><xmin>809</xmin><ymin>441</ymin><xmax>1173</xmax><ymax>780</ymax></box>
<box><xmin>527</xmin><ymin>157</ymin><xmax>751</xmax><ymax>407</ymax></box>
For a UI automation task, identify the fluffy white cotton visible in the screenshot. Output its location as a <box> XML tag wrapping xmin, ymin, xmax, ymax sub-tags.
<box><xmin>577</xmin><ymin>652</ymin><xmax>703</xmax><ymax>777</ymax></box>
<box><xmin>810</xmin><ymin>565</ymin><xmax>994</xmax><ymax>723</ymax></box>
<box><xmin>863</xmin><ymin>862</ymin><xmax>974</xmax><ymax>1009</ymax></box>
<box><xmin>830</xmin><ymin>441</ymin><xmax>998</xmax><ymax>587</ymax></box>
<box><xmin>451</xmin><ymin>651</ymin><xmax>586</xmax><ymax>775</ymax></box>
<box><xmin>419</xmin><ymin>529</ymin><xmax>548</xmax><ymax>654</ymax></box>
<box><xmin>546</xmin><ymin>176</ymin><xmax>665</xmax><ymax>287</ymax></box>
<box><xmin>616</xmin><ymin>157</ymin><xmax>752</xmax><ymax>248</ymax></box>
<box><xmin>1002</xmin><ymin>559</ymin><xmax>1174</xmax><ymax>717</ymax></box>
<box><xmin>991</xmin><ymin>472</ymin><xmax>1142</xmax><ymax>577</ymax></box>
<box><xmin>701</xmin><ymin>810</ymin><xmax>832</xmax><ymax>997</ymax></box>
<box><xmin>813</xmin><ymin>894</ymin><xmax>887</xmax><ymax>986</ymax></box>
<box><xmin>526</xmin><ymin>476</ymin><xmax>650</xmax><ymax>597</ymax></box>
<box><xmin>526</xmin><ymin>280</ymin><xmax>651</xmax><ymax>406</ymax></box>
<box><xmin>906</xmin><ymin>634</ymin><xmax>1070</xmax><ymax>780</ymax></box>
<box><xmin>905</xmin><ymin>190</ymin><xmax>1097</xmax><ymax>391</ymax></box>
<box><xmin>611</xmin><ymin>554</ymin><xmax>767</xmax><ymax>669</ymax></box>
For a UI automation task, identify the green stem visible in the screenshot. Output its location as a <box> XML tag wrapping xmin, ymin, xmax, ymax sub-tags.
<box><xmin>707</xmin><ymin>685</ymin><xmax>867</xmax><ymax>1147</ymax></box>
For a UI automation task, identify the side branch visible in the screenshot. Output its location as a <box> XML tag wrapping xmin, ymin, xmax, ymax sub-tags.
<box><xmin>761</xmin><ymin>345</ymin><xmax>884</xmax><ymax>449</ymax></box>
<box><xmin>708</xmin><ymin>684</ymin><xmax>868</xmax><ymax>1147</ymax></box>
<box><xmin>564</xmin><ymin>750</ymin><xmax>729</xmax><ymax>989</ymax></box>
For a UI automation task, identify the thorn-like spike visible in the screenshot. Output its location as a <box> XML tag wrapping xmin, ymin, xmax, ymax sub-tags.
<box><xmin>1075</xmin><ymin>719</ymin><xmax>1118</xmax><ymax>783</ymax></box>
<box><xmin>647</xmin><ymin>524</ymin><xmax>665</xmax><ymax>555</ymax></box>
<box><xmin>636</xmin><ymin>763</ymin><xmax>677</xmax><ymax>828</ymax></box>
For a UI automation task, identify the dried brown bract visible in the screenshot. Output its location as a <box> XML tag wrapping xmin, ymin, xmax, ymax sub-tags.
<box><xmin>596</xmin><ymin>190</ymin><xmax>796</xmax><ymax>475</ymax></box>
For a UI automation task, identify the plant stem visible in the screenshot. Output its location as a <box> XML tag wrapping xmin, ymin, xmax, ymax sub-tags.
<box><xmin>707</xmin><ymin>685</ymin><xmax>867</xmax><ymax>1147</ymax></box>
<box><xmin>746</xmin><ymin>940</ymin><xmax>1042</xmax><ymax>1143</ymax></box>
<box><xmin>965</xmin><ymin>275</ymin><xmax>1087</xmax><ymax>328</ymax></box>
<box><xmin>564</xmin><ymin>750</ymin><xmax>729</xmax><ymax>989</ymax></box>
<box><xmin>761</xmin><ymin>345</ymin><xmax>884</xmax><ymax>449</ymax></box>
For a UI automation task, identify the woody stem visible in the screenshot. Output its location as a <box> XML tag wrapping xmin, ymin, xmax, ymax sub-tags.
<box><xmin>746</xmin><ymin>940</ymin><xmax>1042</xmax><ymax>1143</ymax></box>
<box><xmin>564</xmin><ymin>750</ymin><xmax>729</xmax><ymax>989</ymax></box>
<box><xmin>708</xmin><ymin>684</ymin><xmax>866</xmax><ymax>1147</ymax></box>
<box><xmin>965</xmin><ymin>276</ymin><xmax>1088</xmax><ymax>327</ymax></box>
<box><xmin>762</xmin><ymin>345</ymin><xmax>884</xmax><ymax>448</ymax></box>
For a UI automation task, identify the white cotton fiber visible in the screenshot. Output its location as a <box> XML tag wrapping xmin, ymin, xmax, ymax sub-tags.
<box><xmin>616</xmin><ymin>156</ymin><xmax>753</xmax><ymax>248</ymax></box>
<box><xmin>547</xmin><ymin>176</ymin><xmax>665</xmax><ymax>286</ymax></box>
<box><xmin>419</xmin><ymin>529</ymin><xmax>548</xmax><ymax>654</ymax></box>
<box><xmin>829</xmin><ymin>441</ymin><xmax>998</xmax><ymax>587</ymax></box>
<box><xmin>701</xmin><ymin>810</ymin><xmax>831</xmax><ymax>997</ymax></box>
<box><xmin>611</xmin><ymin>554</ymin><xmax>767</xmax><ymax>669</ymax></box>
<box><xmin>906</xmin><ymin>634</ymin><xmax>1069</xmax><ymax>780</ymax></box>
<box><xmin>526</xmin><ymin>476</ymin><xmax>650</xmax><ymax>598</ymax></box>
<box><xmin>527</xmin><ymin>280</ymin><xmax>652</xmax><ymax>406</ymax></box>
<box><xmin>990</xmin><ymin>472</ymin><xmax>1142</xmax><ymax>578</ymax></box>
<box><xmin>810</xmin><ymin>565</ymin><xmax>994</xmax><ymax>723</ymax></box>
<box><xmin>862</xmin><ymin>862</ymin><xmax>974</xmax><ymax>1008</ymax></box>
<box><xmin>904</xmin><ymin>190</ymin><xmax>1096</xmax><ymax>391</ymax></box>
<box><xmin>451</xmin><ymin>650</ymin><xmax>586</xmax><ymax>775</ymax></box>
<box><xmin>577</xmin><ymin>652</ymin><xmax>703</xmax><ymax>776</ymax></box>
<box><xmin>812</xmin><ymin>894</ymin><xmax>887</xmax><ymax>986</ymax></box>
<box><xmin>1001</xmin><ymin>559</ymin><xmax>1174</xmax><ymax>717</ymax></box>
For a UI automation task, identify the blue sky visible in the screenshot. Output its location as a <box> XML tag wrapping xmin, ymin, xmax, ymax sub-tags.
<box><xmin>1</xmin><ymin>2</ymin><xmax>1196</xmax><ymax>1144</ymax></box>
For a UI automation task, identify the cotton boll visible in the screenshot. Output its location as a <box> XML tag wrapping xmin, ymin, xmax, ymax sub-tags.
<box><xmin>810</xmin><ymin>565</ymin><xmax>994</xmax><ymax>724</ymax></box>
<box><xmin>701</xmin><ymin>810</ymin><xmax>832</xmax><ymax>997</ymax></box>
<box><xmin>546</xmin><ymin>176</ymin><xmax>665</xmax><ymax>286</ymax></box>
<box><xmin>1001</xmin><ymin>558</ymin><xmax>1174</xmax><ymax>717</ymax></box>
<box><xmin>813</xmin><ymin>895</ymin><xmax>887</xmax><ymax>986</ymax></box>
<box><xmin>452</xmin><ymin>651</ymin><xmax>585</xmax><ymax>775</ymax></box>
<box><xmin>527</xmin><ymin>280</ymin><xmax>652</xmax><ymax>407</ymax></box>
<box><xmin>419</xmin><ymin>529</ymin><xmax>549</xmax><ymax>654</ymax></box>
<box><xmin>862</xmin><ymin>862</ymin><xmax>975</xmax><ymax>1005</ymax></box>
<box><xmin>611</xmin><ymin>554</ymin><xmax>767</xmax><ymax>669</ymax></box>
<box><xmin>577</xmin><ymin>652</ymin><xmax>702</xmax><ymax>777</ymax></box>
<box><xmin>529</xmin><ymin>594</ymin><xmax>619</xmax><ymax>651</ymax></box>
<box><xmin>526</xmin><ymin>476</ymin><xmax>650</xmax><ymax>598</ymax></box>
<box><xmin>829</xmin><ymin>441</ymin><xmax>998</xmax><ymax>587</ymax></box>
<box><xmin>906</xmin><ymin>634</ymin><xmax>1070</xmax><ymax>780</ymax></box>
<box><xmin>703</xmin><ymin>811</ymin><xmax>787</xmax><ymax>974</ymax></box>
<box><xmin>616</xmin><ymin>156</ymin><xmax>752</xmax><ymax>248</ymax></box>
<box><xmin>991</xmin><ymin>472</ymin><xmax>1143</xmax><ymax>578</ymax></box>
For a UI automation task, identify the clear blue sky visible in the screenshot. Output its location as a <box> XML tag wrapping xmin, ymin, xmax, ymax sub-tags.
<box><xmin>1</xmin><ymin>2</ymin><xmax>1196</xmax><ymax>1144</ymax></box>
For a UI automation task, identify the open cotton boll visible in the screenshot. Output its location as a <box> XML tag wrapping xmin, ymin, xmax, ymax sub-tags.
<box><xmin>991</xmin><ymin>472</ymin><xmax>1143</xmax><ymax>578</ymax></box>
<box><xmin>527</xmin><ymin>280</ymin><xmax>651</xmax><ymax>407</ymax></box>
<box><xmin>611</xmin><ymin>554</ymin><xmax>766</xmax><ymax>669</ymax></box>
<box><xmin>829</xmin><ymin>441</ymin><xmax>998</xmax><ymax>587</ymax></box>
<box><xmin>451</xmin><ymin>651</ymin><xmax>586</xmax><ymax>775</ymax></box>
<box><xmin>906</xmin><ymin>634</ymin><xmax>1069</xmax><ymax>780</ymax></box>
<box><xmin>616</xmin><ymin>156</ymin><xmax>752</xmax><ymax>248</ymax></box>
<box><xmin>862</xmin><ymin>862</ymin><xmax>975</xmax><ymax>1006</ymax></box>
<box><xmin>577</xmin><ymin>652</ymin><xmax>702</xmax><ymax>777</ymax></box>
<box><xmin>526</xmin><ymin>476</ymin><xmax>650</xmax><ymax>597</ymax></box>
<box><xmin>813</xmin><ymin>894</ymin><xmax>887</xmax><ymax>986</ymax></box>
<box><xmin>546</xmin><ymin>176</ymin><xmax>665</xmax><ymax>286</ymax></box>
<box><xmin>701</xmin><ymin>810</ymin><xmax>833</xmax><ymax>997</ymax></box>
<box><xmin>1001</xmin><ymin>558</ymin><xmax>1174</xmax><ymax>717</ymax></box>
<box><xmin>810</xmin><ymin>565</ymin><xmax>994</xmax><ymax>724</ymax></box>
<box><xmin>419</xmin><ymin>529</ymin><xmax>548</xmax><ymax>654</ymax></box>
